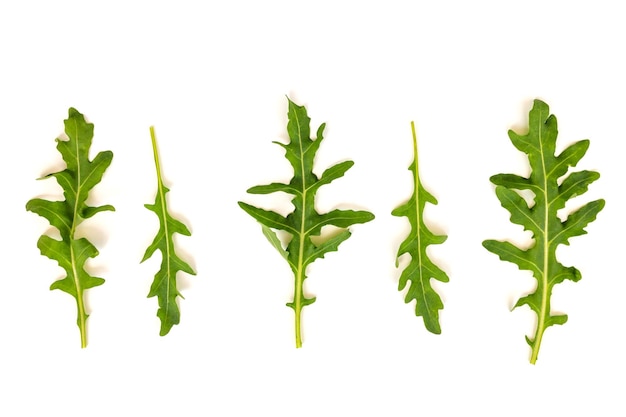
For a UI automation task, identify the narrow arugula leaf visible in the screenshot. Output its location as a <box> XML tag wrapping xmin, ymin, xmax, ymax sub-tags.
<box><xmin>261</xmin><ymin>225</ymin><xmax>289</xmax><ymax>261</ymax></box>
<box><xmin>483</xmin><ymin>99</ymin><xmax>604</xmax><ymax>364</ymax></box>
<box><xmin>141</xmin><ymin>126</ymin><xmax>196</xmax><ymax>336</ymax></box>
<box><xmin>26</xmin><ymin>108</ymin><xmax>114</xmax><ymax>348</ymax></box>
<box><xmin>392</xmin><ymin>122</ymin><xmax>449</xmax><ymax>334</ymax></box>
<box><xmin>239</xmin><ymin>97</ymin><xmax>374</xmax><ymax>348</ymax></box>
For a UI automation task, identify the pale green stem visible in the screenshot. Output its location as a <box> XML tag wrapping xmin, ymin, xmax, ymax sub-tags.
<box><xmin>295</xmin><ymin>201</ymin><xmax>306</xmax><ymax>349</ymax></box>
<box><xmin>76</xmin><ymin>291</ymin><xmax>87</xmax><ymax>348</ymax></box>
<box><xmin>149</xmin><ymin>126</ymin><xmax>173</xmax><ymax>331</ymax></box>
<box><xmin>295</xmin><ymin>111</ymin><xmax>307</xmax><ymax>349</ymax></box>
<box><xmin>410</xmin><ymin>121</ymin><xmax>430</xmax><ymax>318</ymax></box>
<box><xmin>70</xmin><ymin>234</ymin><xmax>87</xmax><ymax>348</ymax></box>
<box><xmin>530</xmin><ymin>327</ymin><xmax>545</xmax><ymax>365</ymax></box>
<box><xmin>530</xmin><ymin>114</ymin><xmax>551</xmax><ymax>365</ymax></box>
<box><xmin>295</xmin><ymin>267</ymin><xmax>303</xmax><ymax>348</ymax></box>
<box><xmin>69</xmin><ymin>117</ymin><xmax>88</xmax><ymax>349</ymax></box>
<box><xmin>411</xmin><ymin>121</ymin><xmax>418</xmax><ymax>174</ymax></box>
<box><xmin>150</xmin><ymin>126</ymin><xmax>164</xmax><ymax>185</ymax></box>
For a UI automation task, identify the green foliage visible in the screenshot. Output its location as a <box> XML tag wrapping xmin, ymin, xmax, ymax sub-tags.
<box><xmin>483</xmin><ymin>99</ymin><xmax>604</xmax><ymax>364</ymax></box>
<box><xmin>26</xmin><ymin>108</ymin><xmax>114</xmax><ymax>348</ymax></box>
<box><xmin>239</xmin><ymin>97</ymin><xmax>374</xmax><ymax>348</ymax></box>
<box><xmin>392</xmin><ymin>122</ymin><xmax>448</xmax><ymax>334</ymax></box>
<box><xmin>141</xmin><ymin>127</ymin><xmax>196</xmax><ymax>336</ymax></box>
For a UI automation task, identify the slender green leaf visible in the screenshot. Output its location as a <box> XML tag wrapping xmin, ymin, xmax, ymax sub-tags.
<box><xmin>261</xmin><ymin>225</ymin><xmax>290</xmax><ymax>262</ymax></box>
<box><xmin>392</xmin><ymin>122</ymin><xmax>449</xmax><ymax>334</ymax></box>
<box><xmin>141</xmin><ymin>126</ymin><xmax>196</xmax><ymax>336</ymax></box>
<box><xmin>239</xmin><ymin>97</ymin><xmax>374</xmax><ymax>347</ymax></box>
<box><xmin>238</xmin><ymin>202</ymin><xmax>295</xmax><ymax>234</ymax></box>
<box><xmin>248</xmin><ymin>182</ymin><xmax>299</xmax><ymax>195</ymax></box>
<box><xmin>26</xmin><ymin>108</ymin><xmax>114</xmax><ymax>348</ymax></box>
<box><xmin>483</xmin><ymin>99</ymin><xmax>604</xmax><ymax>364</ymax></box>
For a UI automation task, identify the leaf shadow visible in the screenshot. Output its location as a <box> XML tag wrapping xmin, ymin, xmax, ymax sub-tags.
<box><xmin>75</xmin><ymin>221</ymin><xmax>112</xmax><ymax>249</ymax></box>
<box><xmin>309</xmin><ymin>225</ymin><xmax>343</xmax><ymax>246</ymax></box>
<box><xmin>508</xmin><ymin>98</ymin><xmax>535</xmax><ymax>135</ymax></box>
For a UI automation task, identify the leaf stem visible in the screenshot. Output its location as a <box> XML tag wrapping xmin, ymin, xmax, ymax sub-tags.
<box><xmin>72</xmin><ymin>250</ymin><xmax>88</xmax><ymax>349</ymax></box>
<box><xmin>411</xmin><ymin>121</ymin><xmax>418</xmax><ymax>174</ymax></box>
<box><xmin>294</xmin><ymin>107</ymin><xmax>307</xmax><ymax>349</ymax></box>
<box><xmin>294</xmin><ymin>193</ymin><xmax>307</xmax><ymax>348</ymax></box>
<box><xmin>149</xmin><ymin>126</ymin><xmax>174</xmax><ymax>334</ymax></box>
<box><xmin>295</xmin><ymin>266</ymin><xmax>303</xmax><ymax>348</ymax></box>
<box><xmin>410</xmin><ymin>121</ymin><xmax>430</xmax><ymax>319</ymax></box>
<box><xmin>530</xmin><ymin>114</ymin><xmax>551</xmax><ymax>365</ymax></box>
<box><xmin>149</xmin><ymin>126</ymin><xmax>163</xmax><ymax>186</ymax></box>
<box><xmin>530</xmin><ymin>329</ymin><xmax>544</xmax><ymax>364</ymax></box>
<box><xmin>69</xmin><ymin>117</ymin><xmax>88</xmax><ymax>349</ymax></box>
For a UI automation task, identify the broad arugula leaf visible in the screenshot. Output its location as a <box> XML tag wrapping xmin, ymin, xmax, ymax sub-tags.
<box><xmin>141</xmin><ymin>126</ymin><xmax>196</xmax><ymax>336</ymax></box>
<box><xmin>26</xmin><ymin>108</ymin><xmax>114</xmax><ymax>348</ymax></box>
<box><xmin>239</xmin><ymin>97</ymin><xmax>375</xmax><ymax>348</ymax></box>
<box><xmin>392</xmin><ymin>122</ymin><xmax>448</xmax><ymax>334</ymax></box>
<box><xmin>483</xmin><ymin>99</ymin><xmax>604</xmax><ymax>364</ymax></box>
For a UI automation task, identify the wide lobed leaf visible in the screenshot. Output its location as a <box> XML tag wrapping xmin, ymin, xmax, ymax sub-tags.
<box><xmin>239</xmin><ymin>97</ymin><xmax>374</xmax><ymax>347</ymax></box>
<box><xmin>482</xmin><ymin>99</ymin><xmax>604</xmax><ymax>363</ymax></box>
<box><xmin>25</xmin><ymin>108</ymin><xmax>113</xmax><ymax>348</ymax></box>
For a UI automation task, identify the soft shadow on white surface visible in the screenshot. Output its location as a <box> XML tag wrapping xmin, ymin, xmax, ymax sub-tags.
<box><xmin>1</xmin><ymin>1</ymin><xmax>624</xmax><ymax>416</ymax></box>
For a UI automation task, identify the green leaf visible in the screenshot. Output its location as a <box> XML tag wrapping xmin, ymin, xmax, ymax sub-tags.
<box><xmin>392</xmin><ymin>122</ymin><xmax>449</xmax><ymax>334</ymax></box>
<box><xmin>483</xmin><ymin>99</ymin><xmax>604</xmax><ymax>364</ymax></box>
<box><xmin>25</xmin><ymin>108</ymin><xmax>114</xmax><ymax>348</ymax></box>
<box><xmin>261</xmin><ymin>225</ymin><xmax>289</xmax><ymax>262</ymax></box>
<box><xmin>141</xmin><ymin>126</ymin><xmax>196</xmax><ymax>336</ymax></box>
<box><xmin>239</xmin><ymin>97</ymin><xmax>374</xmax><ymax>347</ymax></box>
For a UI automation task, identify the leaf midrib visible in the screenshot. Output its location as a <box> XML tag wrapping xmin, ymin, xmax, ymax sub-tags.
<box><xmin>296</xmin><ymin>110</ymin><xmax>306</xmax><ymax>302</ymax></box>
<box><xmin>536</xmin><ymin>110</ymin><xmax>550</xmax><ymax>359</ymax></box>
<box><xmin>69</xmin><ymin>118</ymin><xmax>87</xmax><ymax>348</ymax></box>
<box><xmin>151</xmin><ymin>127</ymin><xmax>173</xmax><ymax>327</ymax></box>
<box><xmin>411</xmin><ymin>123</ymin><xmax>431</xmax><ymax>321</ymax></box>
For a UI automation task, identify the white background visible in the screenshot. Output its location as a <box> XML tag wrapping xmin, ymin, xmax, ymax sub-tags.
<box><xmin>1</xmin><ymin>1</ymin><xmax>624</xmax><ymax>415</ymax></box>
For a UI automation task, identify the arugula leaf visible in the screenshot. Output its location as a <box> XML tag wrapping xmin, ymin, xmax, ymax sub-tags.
<box><xmin>26</xmin><ymin>108</ymin><xmax>114</xmax><ymax>348</ymax></box>
<box><xmin>141</xmin><ymin>126</ymin><xmax>196</xmax><ymax>336</ymax></box>
<box><xmin>483</xmin><ymin>99</ymin><xmax>604</xmax><ymax>363</ymax></box>
<box><xmin>239</xmin><ymin>97</ymin><xmax>375</xmax><ymax>348</ymax></box>
<box><xmin>392</xmin><ymin>122</ymin><xmax>449</xmax><ymax>334</ymax></box>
